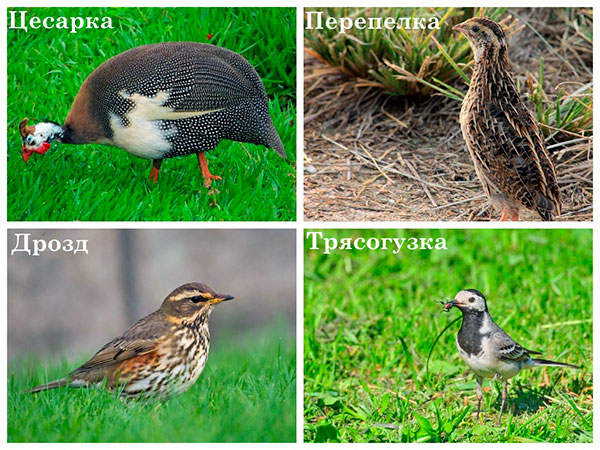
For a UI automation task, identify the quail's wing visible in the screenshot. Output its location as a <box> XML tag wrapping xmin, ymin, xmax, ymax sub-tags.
<box><xmin>470</xmin><ymin>83</ymin><xmax>560</xmax><ymax>216</ymax></box>
<box><xmin>491</xmin><ymin>327</ymin><xmax>540</xmax><ymax>361</ymax></box>
<box><xmin>70</xmin><ymin>311</ymin><xmax>166</xmax><ymax>374</ymax></box>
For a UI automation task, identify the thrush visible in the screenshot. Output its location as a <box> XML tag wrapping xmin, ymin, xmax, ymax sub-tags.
<box><xmin>28</xmin><ymin>282</ymin><xmax>234</xmax><ymax>399</ymax></box>
<box><xmin>442</xmin><ymin>289</ymin><xmax>577</xmax><ymax>425</ymax></box>
<box><xmin>454</xmin><ymin>17</ymin><xmax>561</xmax><ymax>221</ymax></box>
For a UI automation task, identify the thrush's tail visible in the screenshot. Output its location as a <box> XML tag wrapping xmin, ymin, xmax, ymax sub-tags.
<box><xmin>27</xmin><ymin>378</ymin><xmax>69</xmax><ymax>394</ymax></box>
<box><xmin>532</xmin><ymin>359</ymin><xmax>579</xmax><ymax>369</ymax></box>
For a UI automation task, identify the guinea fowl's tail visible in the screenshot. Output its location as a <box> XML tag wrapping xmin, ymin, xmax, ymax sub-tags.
<box><xmin>26</xmin><ymin>378</ymin><xmax>69</xmax><ymax>394</ymax></box>
<box><xmin>264</xmin><ymin>120</ymin><xmax>286</xmax><ymax>158</ymax></box>
<box><xmin>532</xmin><ymin>359</ymin><xmax>579</xmax><ymax>369</ymax></box>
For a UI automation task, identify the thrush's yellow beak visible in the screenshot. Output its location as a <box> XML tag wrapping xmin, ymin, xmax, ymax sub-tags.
<box><xmin>208</xmin><ymin>294</ymin><xmax>235</xmax><ymax>305</ymax></box>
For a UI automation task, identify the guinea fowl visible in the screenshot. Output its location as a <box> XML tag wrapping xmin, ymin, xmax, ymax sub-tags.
<box><xmin>19</xmin><ymin>42</ymin><xmax>286</xmax><ymax>187</ymax></box>
<box><xmin>454</xmin><ymin>17</ymin><xmax>561</xmax><ymax>221</ymax></box>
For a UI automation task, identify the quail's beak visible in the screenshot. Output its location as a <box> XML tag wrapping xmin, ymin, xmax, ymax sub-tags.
<box><xmin>453</xmin><ymin>23</ymin><xmax>466</xmax><ymax>33</ymax></box>
<box><xmin>208</xmin><ymin>294</ymin><xmax>235</xmax><ymax>305</ymax></box>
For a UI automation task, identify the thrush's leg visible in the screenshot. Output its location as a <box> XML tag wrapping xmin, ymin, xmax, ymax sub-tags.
<box><xmin>197</xmin><ymin>152</ymin><xmax>222</xmax><ymax>188</ymax></box>
<box><xmin>149</xmin><ymin>159</ymin><xmax>162</xmax><ymax>183</ymax></box>
<box><xmin>497</xmin><ymin>379</ymin><xmax>508</xmax><ymax>426</ymax></box>
<box><xmin>476</xmin><ymin>376</ymin><xmax>483</xmax><ymax>422</ymax></box>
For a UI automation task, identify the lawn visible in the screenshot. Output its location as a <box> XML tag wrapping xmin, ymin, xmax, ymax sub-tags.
<box><xmin>9</xmin><ymin>324</ymin><xmax>296</xmax><ymax>442</ymax></box>
<box><xmin>304</xmin><ymin>229</ymin><xmax>592</xmax><ymax>442</ymax></box>
<box><xmin>8</xmin><ymin>7</ymin><xmax>296</xmax><ymax>221</ymax></box>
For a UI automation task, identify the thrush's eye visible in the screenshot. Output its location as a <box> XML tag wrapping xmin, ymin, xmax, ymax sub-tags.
<box><xmin>471</xmin><ymin>25</ymin><xmax>480</xmax><ymax>32</ymax></box>
<box><xmin>190</xmin><ymin>296</ymin><xmax>202</xmax><ymax>303</ymax></box>
<box><xmin>469</xmin><ymin>297</ymin><xmax>475</xmax><ymax>303</ymax></box>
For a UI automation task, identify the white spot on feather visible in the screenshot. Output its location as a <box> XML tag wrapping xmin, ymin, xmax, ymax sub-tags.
<box><xmin>109</xmin><ymin>90</ymin><xmax>223</xmax><ymax>159</ymax></box>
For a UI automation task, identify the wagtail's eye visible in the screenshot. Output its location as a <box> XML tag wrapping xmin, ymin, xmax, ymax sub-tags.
<box><xmin>469</xmin><ymin>297</ymin><xmax>475</xmax><ymax>303</ymax></box>
<box><xmin>471</xmin><ymin>25</ymin><xmax>480</xmax><ymax>32</ymax></box>
<box><xmin>190</xmin><ymin>296</ymin><xmax>202</xmax><ymax>303</ymax></box>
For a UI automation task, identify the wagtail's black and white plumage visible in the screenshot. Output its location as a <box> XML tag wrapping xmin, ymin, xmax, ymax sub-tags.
<box><xmin>443</xmin><ymin>289</ymin><xmax>578</xmax><ymax>425</ymax></box>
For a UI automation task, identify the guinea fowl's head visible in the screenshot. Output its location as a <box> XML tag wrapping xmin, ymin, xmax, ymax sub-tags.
<box><xmin>19</xmin><ymin>118</ymin><xmax>64</xmax><ymax>163</ymax></box>
<box><xmin>453</xmin><ymin>17</ymin><xmax>506</xmax><ymax>61</ymax></box>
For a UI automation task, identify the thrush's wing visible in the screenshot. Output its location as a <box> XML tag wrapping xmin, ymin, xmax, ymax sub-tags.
<box><xmin>70</xmin><ymin>311</ymin><xmax>166</xmax><ymax>375</ymax></box>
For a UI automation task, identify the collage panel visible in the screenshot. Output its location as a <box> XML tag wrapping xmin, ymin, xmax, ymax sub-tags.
<box><xmin>304</xmin><ymin>7</ymin><xmax>592</xmax><ymax>221</ymax></box>
<box><xmin>8</xmin><ymin>229</ymin><xmax>296</xmax><ymax>442</ymax></box>
<box><xmin>304</xmin><ymin>229</ymin><xmax>592</xmax><ymax>442</ymax></box>
<box><xmin>9</xmin><ymin>7</ymin><xmax>296</xmax><ymax>221</ymax></box>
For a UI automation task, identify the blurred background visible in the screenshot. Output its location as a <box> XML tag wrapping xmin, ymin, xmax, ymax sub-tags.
<box><xmin>8</xmin><ymin>229</ymin><xmax>295</xmax><ymax>363</ymax></box>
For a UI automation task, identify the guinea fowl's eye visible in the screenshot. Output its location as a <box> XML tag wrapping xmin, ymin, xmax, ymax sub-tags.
<box><xmin>471</xmin><ymin>25</ymin><xmax>480</xmax><ymax>32</ymax></box>
<box><xmin>190</xmin><ymin>296</ymin><xmax>202</xmax><ymax>303</ymax></box>
<box><xmin>469</xmin><ymin>297</ymin><xmax>476</xmax><ymax>303</ymax></box>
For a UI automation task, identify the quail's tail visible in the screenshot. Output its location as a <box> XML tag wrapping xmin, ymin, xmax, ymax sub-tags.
<box><xmin>26</xmin><ymin>378</ymin><xmax>69</xmax><ymax>394</ymax></box>
<box><xmin>532</xmin><ymin>358</ymin><xmax>579</xmax><ymax>369</ymax></box>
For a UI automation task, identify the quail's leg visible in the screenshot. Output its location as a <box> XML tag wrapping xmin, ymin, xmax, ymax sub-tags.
<box><xmin>476</xmin><ymin>376</ymin><xmax>483</xmax><ymax>422</ymax></box>
<box><xmin>500</xmin><ymin>209</ymin><xmax>520</xmax><ymax>221</ymax></box>
<box><xmin>197</xmin><ymin>152</ymin><xmax>222</xmax><ymax>188</ymax></box>
<box><xmin>497</xmin><ymin>379</ymin><xmax>508</xmax><ymax>426</ymax></box>
<box><xmin>148</xmin><ymin>159</ymin><xmax>162</xmax><ymax>183</ymax></box>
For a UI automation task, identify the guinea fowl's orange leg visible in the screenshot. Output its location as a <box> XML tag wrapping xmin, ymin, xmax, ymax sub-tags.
<box><xmin>148</xmin><ymin>159</ymin><xmax>162</xmax><ymax>183</ymax></box>
<box><xmin>197</xmin><ymin>152</ymin><xmax>222</xmax><ymax>188</ymax></box>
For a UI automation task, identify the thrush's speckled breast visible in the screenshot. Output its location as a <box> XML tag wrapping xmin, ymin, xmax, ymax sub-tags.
<box><xmin>28</xmin><ymin>282</ymin><xmax>234</xmax><ymax>399</ymax></box>
<box><xmin>454</xmin><ymin>17</ymin><xmax>561</xmax><ymax>221</ymax></box>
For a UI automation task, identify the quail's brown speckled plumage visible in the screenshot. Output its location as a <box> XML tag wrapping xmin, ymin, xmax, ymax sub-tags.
<box><xmin>28</xmin><ymin>282</ymin><xmax>233</xmax><ymax>399</ymax></box>
<box><xmin>454</xmin><ymin>17</ymin><xmax>561</xmax><ymax>221</ymax></box>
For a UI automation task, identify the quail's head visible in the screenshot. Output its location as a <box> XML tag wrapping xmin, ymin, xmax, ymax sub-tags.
<box><xmin>160</xmin><ymin>282</ymin><xmax>234</xmax><ymax>320</ymax></box>
<box><xmin>443</xmin><ymin>289</ymin><xmax>488</xmax><ymax>313</ymax></box>
<box><xmin>453</xmin><ymin>17</ymin><xmax>506</xmax><ymax>57</ymax></box>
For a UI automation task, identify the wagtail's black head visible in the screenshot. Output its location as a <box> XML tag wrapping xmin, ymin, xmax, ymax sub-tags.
<box><xmin>442</xmin><ymin>289</ymin><xmax>488</xmax><ymax>313</ymax></box>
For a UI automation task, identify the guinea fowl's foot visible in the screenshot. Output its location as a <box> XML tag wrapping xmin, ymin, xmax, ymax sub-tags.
<box><xmin>148</xmin><ymin>159</ymin><xmax>162</xmax><ymax>183</ymax></box>
<box><xmin>197</xmin><ymin>152</ymin><xmax>222</xmax><ymax>188</ymax></box>
<box><xmin>148</xmin><ymin>167</ymin><xmax>160</xmax><ymax>183</ymax></box>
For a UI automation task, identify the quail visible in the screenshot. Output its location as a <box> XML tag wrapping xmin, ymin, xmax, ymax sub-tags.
<box><xmin>28</xmin><ymin>282</ymin><xmax>234</xmax><ymax>399</ymax></box>
<box><xmin>443</xmin><ymin>289</ymin><xmax>578</xmax><ymax>425</ymax></box>
<box><xmin>454</xmin><ymin>17</ymin><xmax>561</xmax><ymax>221</ymax></box>
<box><xmin>19</xmin><ymin>42</ymin><xmax>286</xmax><ymax>187</ymax></box>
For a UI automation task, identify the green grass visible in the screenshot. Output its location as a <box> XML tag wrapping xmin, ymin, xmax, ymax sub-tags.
<box><xmin>9</xmin><ymin>324</ymin><xmax>295</xmax><ymax>442</ymax></box>
<box><xmin>8</xmin><ymin>7</ymin><xmax>296</xmax><ymax>221</ymax></box>
<box><xmin>304</xmin><ymin>7</ymin><xmax>511</xmax><ymax>96</ymax></box>
<box><xmin>304</xmin><ymin>229</ymin><xmax>592</xmax><ymax>443</ymax></box>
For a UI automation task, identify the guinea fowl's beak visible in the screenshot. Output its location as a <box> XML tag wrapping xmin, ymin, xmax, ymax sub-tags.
<box><xmin>208</xmin><ymin>294</ymin><xmax>235</xmax><ymax>305</ymax></box>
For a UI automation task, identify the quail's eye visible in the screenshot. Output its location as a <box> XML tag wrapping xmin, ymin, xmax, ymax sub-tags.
<box><xmin>190</xmin><ymin>296</ymin><xmax>202</xmax><ymax>303</ymax></box>
<box><xmin>471</xmin><ymin>25</ymin><xmax>480</xmax><ymax>32</ymax></box>
<box><xmin>469</xmin><ymin>297</ymin><xmax>475</xmax><ymax>303</ymax></box>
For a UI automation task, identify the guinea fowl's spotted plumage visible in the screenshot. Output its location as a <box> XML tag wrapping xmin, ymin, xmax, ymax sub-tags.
<box><xmin>454</xmin><ymin>18</ymin><xmax>561</xmax><ymax>221</ymax></box>
<box><xmin>20</xmin><ymin>42</ymin><xmax>285</xmax><ymax>185</ymax></box>
<box><xmin>28</xmin><ymin>282</ymin><xmax>233</xmax><ymax>399</ymax></box>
